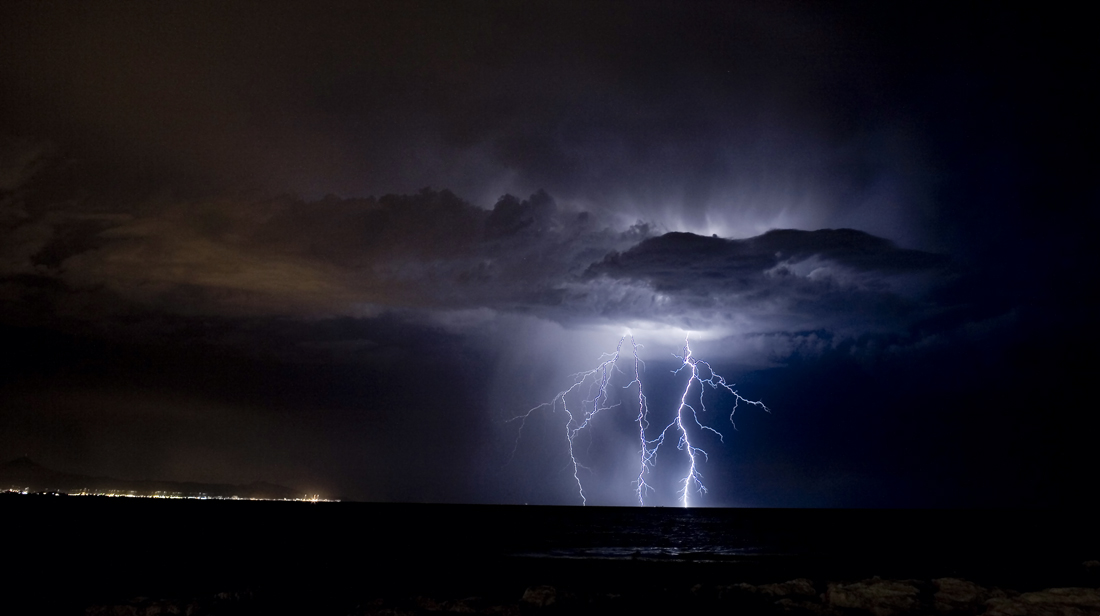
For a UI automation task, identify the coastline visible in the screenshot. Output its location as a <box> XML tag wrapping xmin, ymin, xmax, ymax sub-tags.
<box><xmin>6</xmin><ymin>497</ymin><xmax>1097</xmax><ymax>614</ymax></box>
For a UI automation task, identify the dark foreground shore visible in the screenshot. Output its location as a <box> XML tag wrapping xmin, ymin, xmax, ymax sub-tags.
<box><xmin>78</xmin><ymin>574</ymin><xmax>1100</xmax><ymax>616</ymax></box>
<box><xmin>6</xmin><ymin>497</ymin><xmax>1097</xmax><ymax>615</ymax></box>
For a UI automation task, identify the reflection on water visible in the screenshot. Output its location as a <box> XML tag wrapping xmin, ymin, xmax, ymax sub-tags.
<box><xmin>508</xmin><ymin>507</ymin><xmax>805</xmax><ymax>562</ymax></box>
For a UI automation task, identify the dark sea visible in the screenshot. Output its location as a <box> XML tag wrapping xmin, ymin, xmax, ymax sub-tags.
<box><xmin>5</xmin><ymin>497</ymin><xmax>1097</xmax><ymax>613</ymax></box>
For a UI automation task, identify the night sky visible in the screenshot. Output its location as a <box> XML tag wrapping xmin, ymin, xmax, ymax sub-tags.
<box><xmin>1</xmin><ymin>2</ymin><xmax>1095</xmax><ymax>506</ymax></box>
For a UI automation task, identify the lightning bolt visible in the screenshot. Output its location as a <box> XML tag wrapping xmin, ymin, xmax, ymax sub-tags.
<box><xmin>508</xmin><ymin>334</ymin><xmax>767</xmax><ymax>506</ymax></box>
<box><xmin>507</xmin><ymin>335</ymin><xmax>633</xmax><ymax>505</ymax></box>
<box><xmin>648</xmin><ymin>336</ymin><xmax>769</xmax><ymax>507</ymax></box>
<box><xmin>625</xmin><ymin>337</ymin><xmax>656</xmax><ymax>506</ymax></box>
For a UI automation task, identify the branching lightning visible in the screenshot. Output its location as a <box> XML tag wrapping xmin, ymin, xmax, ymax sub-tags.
<box><xmin>626</xmin><ymin>337</ymin><xmax>656</xmax><ymax>506</ymax></box>
<box><xmin>508</xmin><ymin>334</ymin><xmax>767</xmax><ymax>507</ymax></box>
<box><xmin>651</xmin><ymin>337</ymin><xmax>769</xmax><ymax>507</ymax></box>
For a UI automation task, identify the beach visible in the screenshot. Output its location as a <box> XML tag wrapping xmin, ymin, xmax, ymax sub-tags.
<box><xmin>7</xmin><ymin>497</ymin><xmax>1097</xmax><ymax>615</ymax></box>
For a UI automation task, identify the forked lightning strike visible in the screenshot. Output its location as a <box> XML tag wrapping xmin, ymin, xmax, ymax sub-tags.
<box><xmin>508</xmin><ymin>334</ymin><xmax>767</xmax><ymax>507</ymax></box>
<box><xmin>653</xmin><ymin>338</ymin><xmax>769</xmax><ymax>507</ymax></box>
<box><xmin>626</xmin><ymin>337</ymin><xmax>656</xmax><ymax>506</ymax></box>
<box><xmin>507</xmin><ymin>335</ymin><xmax>648</xmax><ymax>505</ymax></box>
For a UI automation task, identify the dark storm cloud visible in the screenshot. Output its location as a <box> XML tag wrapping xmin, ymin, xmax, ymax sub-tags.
<box><xmin>2</xmin><ymin>2</ymin><xmax>1087</xmax><ymax>264</ymax></box>
<box><xmin>0</xmin><ymin>187</ymin><xmax>641</xmax><ymax>321</ymax></box>
<box><xmin>0</xmin><ymin>1</ymin><xmax>947</xmax><ymax>249</ymax></box>
<box><xmin>2</xmin><ymin>139</ymin><xmax>956</xmax><ymax>350</ymax></box>
<box><xmin>580</xmin><ymin>229</ymin><xmax>953</xmax><ymax>332</ymax></box>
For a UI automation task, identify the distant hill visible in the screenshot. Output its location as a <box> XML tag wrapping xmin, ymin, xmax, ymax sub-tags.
<box><xmin>0</xmin><ymin>456</ymin><xmax>306</xmax><ymax>500</ymax></box>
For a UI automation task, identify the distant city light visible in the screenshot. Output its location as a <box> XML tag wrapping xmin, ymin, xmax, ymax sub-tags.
<box><xmin>2</xmin><ymin>488</ymin><xmax>335</xmax><ymax>502</ymax></box>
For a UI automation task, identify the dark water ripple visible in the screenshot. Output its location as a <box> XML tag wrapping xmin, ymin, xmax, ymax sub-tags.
<box><xmin>5</xmin><ymin>496</ymin><xmax>1097</xmax><ymax>611</ymax></box>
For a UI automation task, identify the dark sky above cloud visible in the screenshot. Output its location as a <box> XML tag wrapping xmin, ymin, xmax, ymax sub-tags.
<box><xmin>1</xmin><ymin>2</ymin><xmax>1095</xmax><ymax>506</ymax></box>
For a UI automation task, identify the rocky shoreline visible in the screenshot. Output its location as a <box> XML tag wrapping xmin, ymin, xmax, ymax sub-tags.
<box><xmin>11</xmin><ymin>499</ymin><xmax>1096</xmax><ymax>616</ymax></box>
<box><xmin>82</xmin><ymin>565</ymin><xmax>1100</xmax><ymax>616</ymax></box>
